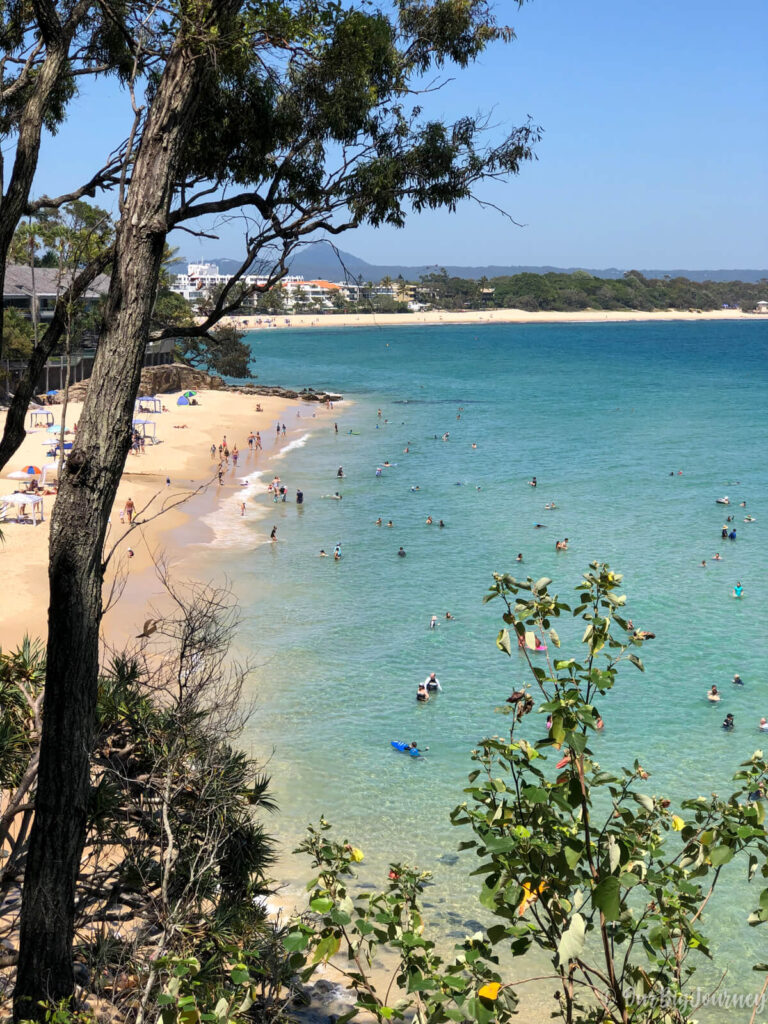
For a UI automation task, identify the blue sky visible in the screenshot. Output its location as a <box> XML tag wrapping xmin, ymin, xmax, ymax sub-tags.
<box><xmin>31</xmin><ymin>0</ymin><xmax>768</xmax><ymax>270</ymax></box>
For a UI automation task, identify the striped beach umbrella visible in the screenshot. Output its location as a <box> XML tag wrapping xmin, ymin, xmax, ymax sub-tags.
<box><xmin>21</xmin><ymin>465</ymin><xmax>42</xmax><ymax>475</ymax></box>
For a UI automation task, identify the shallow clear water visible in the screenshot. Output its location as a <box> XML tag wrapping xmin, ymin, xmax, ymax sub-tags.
<box><xmin>191</xmin><ymin>320</ymin><xmax>768</xmax><ymax>1013</ymax></box>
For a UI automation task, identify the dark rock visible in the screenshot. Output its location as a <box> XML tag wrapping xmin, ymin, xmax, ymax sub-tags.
<box><xmin>42</xmin><ymin>367</ymin><xmax>342</xmax><ymax>404</ymax></box>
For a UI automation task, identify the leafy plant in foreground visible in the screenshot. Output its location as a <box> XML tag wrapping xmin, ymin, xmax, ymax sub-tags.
<box><xmin>451</xmin><ymin>563</ymin><xmax>768</xmax><ymax>1022</ymax></box>
<box><xmin>294</xmin><ymin>565</ymin><xmax>768</xmax><ymax>1024</ymax></box>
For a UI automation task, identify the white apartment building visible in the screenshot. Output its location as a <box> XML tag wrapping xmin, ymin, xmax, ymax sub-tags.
<box><xmin>172</xmin><ymin>263</ymin><xmax>307</xmax><ymax>302</ymax></box>
<box><xmin>171</xmin><ymin>264</ymin><xmax>399</xmax><ymax>309</ymax></box>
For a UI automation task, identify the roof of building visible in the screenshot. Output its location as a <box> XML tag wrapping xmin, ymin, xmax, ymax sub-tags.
<box><xmin>3</xmin><ymin>264</ymin><xmax>111</xmax><ymax>300</ymax></box>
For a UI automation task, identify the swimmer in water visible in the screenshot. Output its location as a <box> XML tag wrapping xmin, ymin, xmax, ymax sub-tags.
<box><xmin>319</xmin><ymin>549</ymin><xmax>328</xmax><ymax>557</ymax></box>
<box><xmin>416</xmin><ymin>683</ymin><xmax>429</xmax><ymax>702</ymax></box>
<box><xmin>713</xmin><ymin>553</ymin><xmax>722</xmax><ymax>560</ymax></box>
<box><xmin>387</xmin><ymin>520</ymin><xmax>394</xmax><ymax>527</ymax></box>
<box><xmin>438</xmin><ymin>519</ymin><xmax>445</xmax><ymax>528</ymax></box>
<box><xmin>445</xmin><ymin>611</ymin><xmax>454</xmax><ymax>620</ymax></box>
<box><xmin>375</xmin><ymin>517</ymin><xmax>382</xmax><ymax>526</ymax></box>
<box><xmin>700</xmin><ymin>560</ymin><xmax>707</xmax><ymax>568</ymax></box>
<box><xmin>708</xmin><ymin>685</ymin><xmax>719</xmax><ymax>701</ymax></box>
<box><xmin>722</xmin><ymin>713</ymin><xmax>734</xmax><ymax>731</ymax></box>
<box><xmin>733</xmin><ymin>673</ymin><xmax>744</xmax><ymax>686</ymax></box>
<box><xmin>397</xmin><ymin>546</ymin><xmax>407</xmax><ymax>557</ymax></box>
<box><xmin>429</xmin><ymin>615</ymin><xmax>437</xmax><ymax>630</ymax></box>
<box><xmin>529</xmin><ymin>476</ymin><xmax>537</xmax><ymax>487</ymax></box>
<box><xmin>425</xmin><ymin>515</ymin><xmax>433</xmax><ymax>525</ymax></box>
<box><xmin>534</xmin><ymin>523</ymin><xmax>546</xmax><ymax>529</ymax></box>
<box><xmin>733</xmin><ymin>581</ymin><xmax>743</xmax><ymax>598</ymax></box>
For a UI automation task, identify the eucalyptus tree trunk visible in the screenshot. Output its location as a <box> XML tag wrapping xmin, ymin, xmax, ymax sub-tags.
<box><xmin>0</xmin><ymin>31</ymin><xmax>72</xmax><ymax>363</ymax></box>
<box><xmin>13</xmin><ymin>4</ymin><xmax>240</xmax><ymax>1015</ymax></box>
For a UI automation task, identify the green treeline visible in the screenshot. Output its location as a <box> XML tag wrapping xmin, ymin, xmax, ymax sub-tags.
<box><xmin>414</xmin><ymin>269</ymin><xmax>767</xmax><ymax>312</ymax></box>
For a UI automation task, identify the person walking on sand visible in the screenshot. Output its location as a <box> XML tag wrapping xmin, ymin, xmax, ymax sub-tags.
<box><xmin>124</xmin><ymin>497</ymin><xmax>135</xmax><ymax>525</ymax></box>
<box><xmin>270</xmin><ymin>526</ymin><xmax>277</xmax><ymax>541</ymax></box>
<box><xmin>240</xmin><ymin>502</ymin><xmax>246</xmax><ymax>516</ymax></box>
<box><xmin>248</xmin><ymin>432</ymin><xmax>255</xmax><ymax>450</ymax></box>
<box><xmin>232</xmin><ymin>445</ymin><xmax>239</xmax><ymax>466</ymax></box>
<box><xmin>255</xmin><ymin>432</ymin><xmax>262</xmax><ymax>450</ymax></box>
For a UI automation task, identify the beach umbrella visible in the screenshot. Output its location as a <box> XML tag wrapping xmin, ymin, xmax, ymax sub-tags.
<box><xmin>182</xmin><ymin>390</ymin><xmax>197</xmax><ymax>398</ymax></box>
<box><xmin>177</xmin><ymin>395</ymin><xmax>190</xmax><ymax>406</ymax></box>
<box><xmin>20</xmin><ymin>465</ymin><xmax>42</xmax><ymax>475</ymax></box>
<box><xmin>46</xmin><ymin>389</ymin><xmax>58</xmax><ymax>396</ymax></box>
<box><xmin>8</xmin><ymin>470</ymin><xmax>37</xmax><ymax>479</ymax></box>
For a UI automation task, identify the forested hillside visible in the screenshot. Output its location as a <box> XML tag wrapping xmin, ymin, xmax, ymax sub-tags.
<box><xmin>414</xmin><ymin>269</ymin><xmax>767</xmax><ymax>311</ymax></box>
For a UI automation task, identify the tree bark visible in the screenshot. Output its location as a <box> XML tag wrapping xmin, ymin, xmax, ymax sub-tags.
<box><xmin>13</xmin><ymin>4</ymin><xmax>240</xmax><ymax>1016</ymax></box>
<box><xmin>0</xmin><ymin>34</ymin><xmax>71</xmax><ymax>362</ymax></box>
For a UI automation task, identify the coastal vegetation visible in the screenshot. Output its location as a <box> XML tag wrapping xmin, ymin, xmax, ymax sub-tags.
<box><xmin>3</xmin><ymin>564</ymin><xmax>767</xmax><ymax>1023</ymax></box>
<box><xmin>410</xmin><ymin>269</ymin><xmax>767</xmax><ymax>313</ymax></box>
<box><xmin>1</xmin><ymin>0</ymin><xmax>540</xmax><ymax>1016</ymax></box>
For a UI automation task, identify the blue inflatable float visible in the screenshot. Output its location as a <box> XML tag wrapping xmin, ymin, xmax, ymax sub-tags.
<box><xmin>392</xmin><ymin>741</ymin><xmax>420</xmax><ymax>757</ymax></box>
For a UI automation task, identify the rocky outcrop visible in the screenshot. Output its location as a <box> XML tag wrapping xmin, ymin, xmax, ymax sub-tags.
<box><xmin>41</xmin><ymin>366</ymin><xmax>342</xmax><ymax>404</ymax></box>
<box><xmin>233</xmin><ymin>384</ymin><xmax>343</xmax><ymax>402</ymax></box>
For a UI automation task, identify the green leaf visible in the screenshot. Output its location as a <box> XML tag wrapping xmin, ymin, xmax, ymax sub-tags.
<box><xmin>521</xmin><ymin>785</ymin><xmax>548</xmax><ymax>804</ymax></box>
<box><xmin>496</xmin><ymin>628</ymin><xmax>512</xmax><ymax>656</ymax></box>
<box><xmin>592</xmin><ymin>876</ymin><xmax>622</xmax><ymax>921</ymax></box>
<box><xmin>564</xmin><ymin>841</ymin><xmax>583</xmax><ymax>869</ymax></box>
<box><xmin>312</xmin><ymin>934</ymin><xmax>341</xmax><ymax>964</ymax></box>
<box><xmin>230</xmin><ymin>966</ymin><xmax>249</xmax><ymax>985</ymax></box>
<box><xmin>550</xmin><ymin>716</ymin><xmax>566</xmax><ymax>746</ymax></box>
<box><xmin>283</xmin><ymin>931</ymin><xmax>309</xmax><ymax>952</ymax></box>
<box><xmin>556</xmin><ymin>913</ymin><xmax>586</xmax><ymax>965</ymax></box>
<box><xmin>633</xmin><ymin>793</ymin><xmax>654</xmax><ymax>813</ymax></box>
<box><xmin>709</xmin><ymin>845</ymin><xmax>734</xmax><ymax>867</ymax></box>
<box><xmin>627</xmin><ymin>653</ymin><xmax>644</xmax><ymax>671</ymax></box>
<box><xmin>310</xmin><ymin>896</ymin><xmax>334</xmax><ymax>913</ymax></box>
<box><xmin>533</xmin><ymin>577</ymin><xmax>552</xmax><ymax>592</ymax></box>
<box><xmin>549</xmin><ymin>627</ymin><xmax>561</xmax><ymax>647</ymax></box>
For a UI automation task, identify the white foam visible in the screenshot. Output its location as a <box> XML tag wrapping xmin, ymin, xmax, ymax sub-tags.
<box><xmin>198</xmin><ymin>469</ymin><xmax>266</xmax><ymax>549</ymax></box>
<box><xmin>271</xmin><ymin>432</ymin><xmax>311</xmax><ymax>460</ymax></box>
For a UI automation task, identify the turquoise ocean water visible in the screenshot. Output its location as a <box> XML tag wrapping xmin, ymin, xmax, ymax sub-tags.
<box><xmin>191</xmin><ymin>320</ymin><xmax>768</xmax><ymax>1012</ymax></box>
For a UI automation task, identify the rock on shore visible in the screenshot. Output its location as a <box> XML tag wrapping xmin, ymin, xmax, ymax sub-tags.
<box><xmin>43</xmin><ymin>365</ymin><xmax>342</xmax><ymax>404</ymax></box>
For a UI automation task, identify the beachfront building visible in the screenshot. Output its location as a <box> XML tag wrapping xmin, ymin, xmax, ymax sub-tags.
<box><xmin>170</xmin><ymin>264</ymin><xmax>402</xmax><ymax>311</ymax></box>
<box><xmin>2</xmin><ymin>264</ymin><xmax>175</xmax><ymax>393</ymax></box>
<box><xmin>172</xmin><ymin>263</ymin><xmax>308</xmax><ymax>303</ymax></box>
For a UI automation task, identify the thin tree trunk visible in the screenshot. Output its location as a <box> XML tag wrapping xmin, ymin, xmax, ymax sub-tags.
<box><xmin>13</xmin><ymin>4</ymin><xmax>240</xmax><ymax>1017</ymax></box>
<box><xmin>0</xmin><ymin>37</ymin><xmax>70</xmax><ymax>362</ymax></box>
<box><xmin>0</xmin><ymin>253</ymin><xmax>110</xmax><ymax>474</ymax></box>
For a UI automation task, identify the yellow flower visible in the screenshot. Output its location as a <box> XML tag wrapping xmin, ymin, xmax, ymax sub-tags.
<box><xmin>478</xmin><ymin>982</ymin><xmax>501</xmax><ymax>1001</ymax></box>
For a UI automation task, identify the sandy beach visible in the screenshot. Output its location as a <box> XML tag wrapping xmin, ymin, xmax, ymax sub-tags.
<box><xmin>221</xmin><ymin>306</ymin><xmax>759</xmax><ymax>331</ymax></box>
<box><xmin>0</xmin><ymin>390</ymin><xmax>307</xmax><ymax>649</ymax></box>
